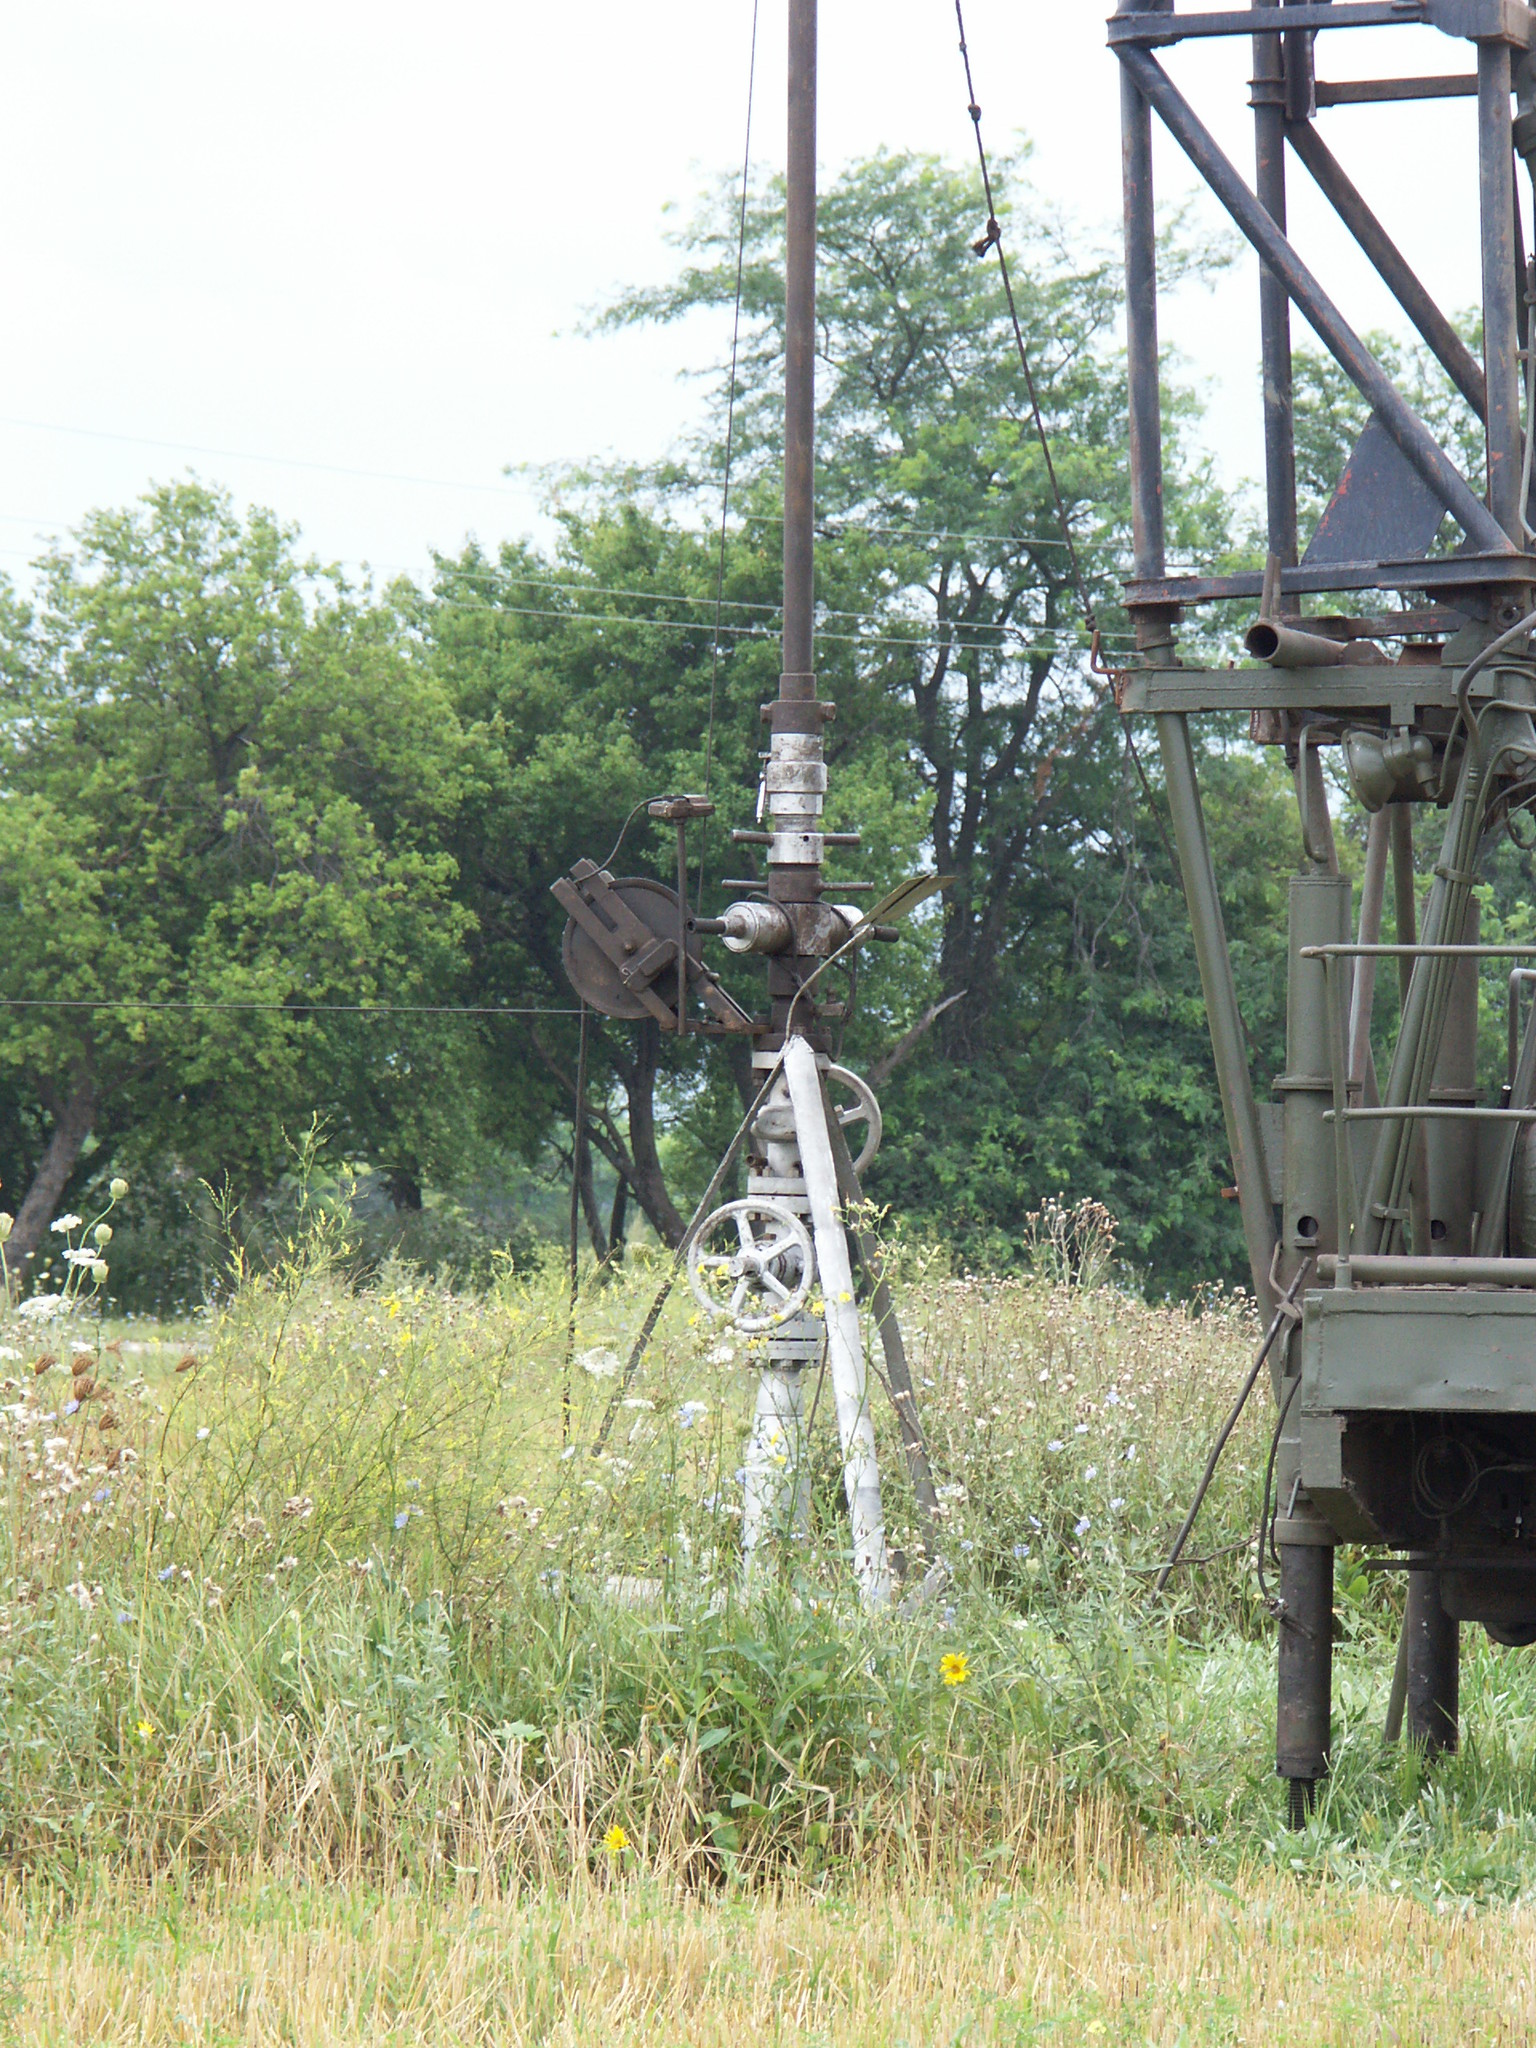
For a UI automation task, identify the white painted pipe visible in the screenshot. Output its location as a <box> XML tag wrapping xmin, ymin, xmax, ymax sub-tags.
<box><xmin>783</xmin><ymin>1035</ymin><xmax>893</xmax><ymax>1607</ymax></box>
<box><xmin>740</xmin><ymin>1366</ymin><xmax>810</xmax><ymax>1572</ymax></box>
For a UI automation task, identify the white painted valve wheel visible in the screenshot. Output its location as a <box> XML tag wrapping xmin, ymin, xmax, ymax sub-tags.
<box><xmin>824</xmin><ymin>1063</ymin><xmax>883</xmax><ymax>1176</ymax></box>
<box><xmin>687</xmin><ymin>1199</ymin><xmax>815</xmax><ymax>1334</ymax></box>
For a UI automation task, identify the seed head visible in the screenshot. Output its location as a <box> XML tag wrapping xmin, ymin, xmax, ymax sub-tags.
<box><xmin>175</xmin><ymin>1354</ymin><xmax>199</xmax><ymax>1374</ymax></box>
<box><xmin>93</xmin><ymin>1224</ymin><xmax>112</xmax><ymax>1247</ymax></box>
<box><xmin>33</xmin><ymin>1355</ymin><xmax>56</xmax><ymax>1377</ymax></box>
<box><xmin>109</xmin><ymin>1179</ymin><xmax>129</xmax><ymax>1201</ymax></box>
<box><xmin>72</xmin><ymin>1355</ymin><xmax>94</xmax><ymax>1377</ymax></box>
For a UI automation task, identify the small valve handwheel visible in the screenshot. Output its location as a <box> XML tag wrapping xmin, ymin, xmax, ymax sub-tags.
<box><xmin>687</xmin><ymin>1199</ymin><xmax>815</xmax><ymax>1333</ymax></box>
<box><xmin>824</xmin><ymin>1064</ymin><xmax>883</xmax><ymax>1176</ymax></box>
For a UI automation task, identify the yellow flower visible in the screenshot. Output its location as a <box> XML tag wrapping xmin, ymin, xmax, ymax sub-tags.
<box><xmin>385</xmin><ymin>1297</ymin><xmax>400</xmax><ymax>1318</ymax></box>
<box><xmin>135</xmin><ymin>1719</ymin><xmax>155</xmax><ymax>1743</ymax></box>
<box><xmin>602</xmin><ymin>1824</ymin><xmax>628</xmax><ymax>1856</ymax></box>
<box><xmin>939</xmin><ymin>1652</ymin><xmax>970</xmax><ymax>1689</ymax></box>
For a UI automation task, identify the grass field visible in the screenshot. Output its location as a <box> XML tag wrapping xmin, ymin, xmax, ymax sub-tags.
<box><xmin>4</xmin><ymin>1205</ymin><xmax>1536</xmax><ymax>2042</ymax></box>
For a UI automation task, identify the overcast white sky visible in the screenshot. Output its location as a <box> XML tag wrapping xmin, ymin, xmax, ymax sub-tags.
<box><xmin>0</xmin><ymin>3</ymin><xmax>1493</xmax><ymax>590</ymax></box>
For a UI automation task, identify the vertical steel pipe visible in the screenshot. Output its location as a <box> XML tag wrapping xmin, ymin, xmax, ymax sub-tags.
<box><xmin>1390</xmin><ymin>804</ymin><xmax>1432</xmax><ymax>1254</ymax></box>
<box><xmin>784</xmin><ymin>0</ymin><xmax>816</xmax><ymax>682</ymax></box>
<box><xmin>1156</xmin><ymin>712</ymin><xmax>1279</xmax><ymax>1313</ymax></box>
<box><xmin>1404</xmin><ymin>1570</ymin><xmax>1459</xmax><ymax>1755</ymax></box>
<box><xmin>1277</xmin><ymin>1539</ymin><xmax>1335</xmax><ymax>1820</ymax></box>
<box><xmin>1253</xmin><ymin>1</ymin><xmax>1298</xmax><ymax>566</ymax></box>
<box><xmin>1347</xmin><ymin>809</ymin><xmax>1390</xmax><ymax>1101</ymax></box>
<box><xmin>1481</xmin><ymin>41</ymin><xmax>1522</xmax><ymax>539</ymax></box>
<box><xmin>1118</xmin><ymin>0</ymin><xmax>1170</xmax><ymax>637</ymax></box>
<box><xmin>766</xmin><ymin>0</ymin><xmax>827</xmax><ymax>1047</ymax></box>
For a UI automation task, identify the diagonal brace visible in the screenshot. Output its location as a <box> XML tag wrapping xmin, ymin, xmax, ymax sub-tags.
<box><xmin>1284</xmin><ymin>118</ymin><xmax>1487</xmax><ymax>422</ymax></box>
<box><xmin>1118</xmin><ymin>45</ymin><xmax>1511</xmax><ymax>555</ymax></box>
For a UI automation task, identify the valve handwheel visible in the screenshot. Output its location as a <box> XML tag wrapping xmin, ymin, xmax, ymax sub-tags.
<box><xmin>687</xmin><ymin>1199</ymin><xmax>815</xmax><ymax>1333</ymax></box>
<box><xmin>824</xmin><ymin>1064</ymin><xmax>883</xmax><ymax>1177</ymax></box>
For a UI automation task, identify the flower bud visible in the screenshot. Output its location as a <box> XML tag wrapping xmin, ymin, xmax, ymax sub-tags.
<box><xmin>90</xmin><ymin>1260</ymin><xmax>109</xmax><ymax>1285</ymax></box>
<box><xmin>94</xmin><ymin>1223</ymin><xmax>112</xmax><ymax>1247</ymax></box>
<box><xmin>0</xmin><ymin>1213</ymin><xmax>12</xmax><ymax>1244</ymax></box>
<box><xmin>109</xmin><ymin>1178</ymin><xmax>128</xmax><ymax>1201</ymax></box>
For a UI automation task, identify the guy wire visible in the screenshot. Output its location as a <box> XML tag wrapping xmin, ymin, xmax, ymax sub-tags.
<box><xmin>697</xmin><ymin>0</ymin><xmax>761</xmax><ymax>916</ymax></box>
<box><xmin>563</xmin><ymin>1000</ymin><xmax>590</xmax><ymax>1446</ymax></box>
<box><xmin>951</xmin><ymin>0</ymin><xmax>1097</xmax><ymax>645</ymax></box>
<box><xmin>951</xmin><ymin>0</ymin><xmax>1171</xmax><ymax>915</ymax></box>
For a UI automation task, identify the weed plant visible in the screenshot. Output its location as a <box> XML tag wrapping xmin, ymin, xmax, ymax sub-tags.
<box><xmin>2</xmin><ymin>1197</ymin><xmax>1536</xmax><ymax>1911</ymax></box>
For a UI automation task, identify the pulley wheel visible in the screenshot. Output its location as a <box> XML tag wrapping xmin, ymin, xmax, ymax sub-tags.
<box><xmin>561</xmin><ymin>876</ymin><xmax>702</xmax><ymax>1021</ymax></box>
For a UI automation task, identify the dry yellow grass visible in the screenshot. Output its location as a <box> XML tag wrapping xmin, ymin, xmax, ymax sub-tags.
<box><xmin>6</xmin><ymin>1828</ymin><xmax>1535</xmax><ymax>2048</ymax></box>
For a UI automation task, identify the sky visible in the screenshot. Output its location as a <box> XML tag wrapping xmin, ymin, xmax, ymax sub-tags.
<box><xmin>0</xmin><ymin>3</ymin><xmax>1495</xmax><ymax>592</ymax></box>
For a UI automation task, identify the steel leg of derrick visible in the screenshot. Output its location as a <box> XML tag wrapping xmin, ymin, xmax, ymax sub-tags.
<box><xmin>1405</xmin><ymin>1569</ymin><xmax>1459</xmax><ymax>1756</ymax></box>
<box><xmin>1480</xmin><ymin>39</ymin><xmax>1523</xmax><ymax>540</ymax></box>
<box><xmin>1119</xmin><ymin>9</ymin><xmax>1167</xmax><ymax>591</ymax></box>
<box><xmin>1277</xmin><ymin>1539</ymin><xmax>1334</xmax><ymax>1825</ymax></box>
<box><xmin>1157</xmin><ymin>713</ymin><xmax>1278</xmax><ymax>1313</ymax></box>
<box><xmin>1252</xmin><ymin>1</ymin><xmax>1297</xmax><ymax>567</ymax></box>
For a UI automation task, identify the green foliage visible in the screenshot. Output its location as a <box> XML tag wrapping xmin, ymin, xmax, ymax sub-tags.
<box><xmin>5</xmin><ymin>1247</ymin><xmax>1536</xmax><ymax>1909</ymax></box>
<box><xmin>0</xmin><ymin>482</ymin><xmax>487</xmax><ymax>1270</ymax></box>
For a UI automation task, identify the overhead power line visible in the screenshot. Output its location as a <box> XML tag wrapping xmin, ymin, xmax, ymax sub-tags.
<box><xmin>0</xmin><ymin>998</ymin><xmax>581</xmax><ymax>1017</ymax></box>
<box><xmin>0</xmin><ymin>413</ymin><xmax>524</xmax><ymax>499</ymax></box>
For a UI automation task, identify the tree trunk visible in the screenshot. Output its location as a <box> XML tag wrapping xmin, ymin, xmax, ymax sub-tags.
<box><xmin>624</xmin><ymin>1020</ymin><xmax>686</xmax><ymax>1249</ymax></box>
<box><xmin>574</xmin><ymin>1128</ymin><xmax>610</xmax><ymax>1265</ymax></box>
<box><xmin>6</xmin><ymin>1074</ymin><xmax>97</xmax><ymax>1286</ymax></box>
<box><xmin>607</xmin><ymin>1176</ymin><xmax>629</xmax><ymax>1264</ymax></box>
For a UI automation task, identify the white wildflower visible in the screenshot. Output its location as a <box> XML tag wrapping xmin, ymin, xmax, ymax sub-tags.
<box><xmin>576</xmin><ymin>1347</ymin><xmax>620</xmax><ymax>1380</ymax></box>
<box><xmin>1074</xmin><ymin>1516</ymin><xmax>1092</xmax><ymax>1537</ymax></box>
<box><xmin>17</xmin><ymin>1294</ymin><xmax>63</xmax><ymax>1321</ymax></box>
<box><xmin>49</xmin><ymin>1215</ymin><xmax>82</xmax><ymax>1234</ymax></box>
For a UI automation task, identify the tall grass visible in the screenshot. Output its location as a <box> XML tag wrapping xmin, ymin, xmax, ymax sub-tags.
<box><xmin>4</xmin><ymin>1202</ymin><xmax>1536</xmax><ymax>1909</ymax></box>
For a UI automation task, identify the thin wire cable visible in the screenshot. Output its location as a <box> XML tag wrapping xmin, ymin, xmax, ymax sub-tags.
<box><xmin>0</xmin><ymin>998</ymin><xmax>581</xmax><ymax>1016</ymax></box>
<box><xmin>422</xmin><ymin>568</ymin><xmax>1137</xmax><ymax>640</ymax></box>
<box><xmin>952</xmin><ymin>0</ymin><xmax>1098</xmax><ymax>643</ymax></box>
<box><xmin>563</xmin><ymin>1001</ymin><xmax>590</xmax><ymax>1447</ymax></box>
<box><xmin>952</xmin><ymin>0</ymin><xmax>1168</xmax><ymax>869</ymax></box>
<box><xmin>702</xmin><ymin>0</ymin><xmax>760</xmax><ymax>832</ymax></box>
<box><xmin>420</xmin><ymin>589</ymin><xmax>1131</xmax><ymax>654</ymax></box>
<box><xmin>695</xmin><ymin>0</ymin><xmax>762</xmax><ymax>917</ymax></box>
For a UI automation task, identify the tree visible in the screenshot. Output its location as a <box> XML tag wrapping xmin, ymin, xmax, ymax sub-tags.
<box><xmin>577</xmin><ymin>149</ymin><xmax>1286</xmax><ymax>1287</ymax></box>
<box><xmin>0</xmin><ymin>481</ymin><xmax>476</xmax><ymax>1280</ymax></box>
<box><xmin>422</xmin><ymin>500</ymin><xmax>929</xmax><ymax>1253</ymax></box>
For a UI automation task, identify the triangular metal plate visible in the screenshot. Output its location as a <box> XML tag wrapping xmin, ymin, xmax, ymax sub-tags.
<box><xmin>1301</xmin><ymin>410</ymin><xmax>1451</xmax><ymax>569</ymax></box>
